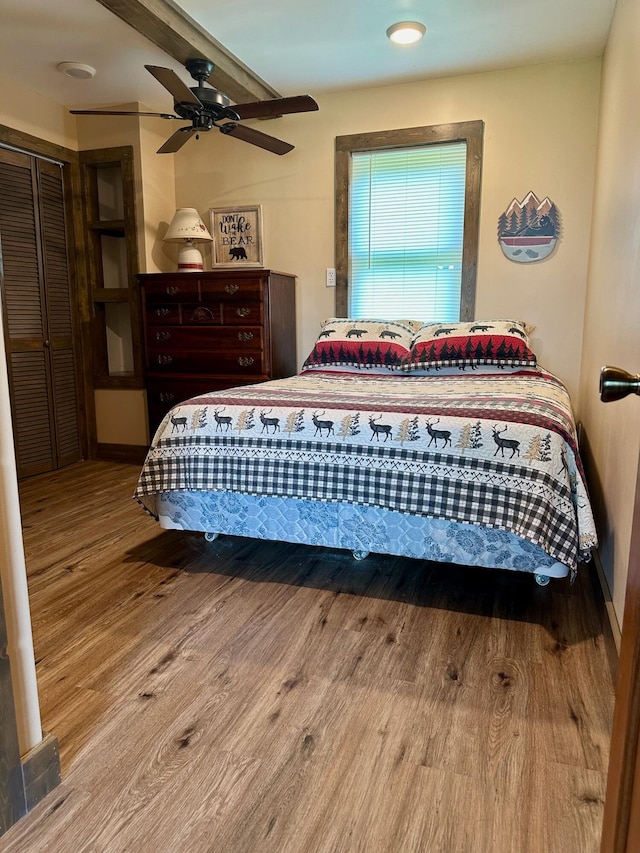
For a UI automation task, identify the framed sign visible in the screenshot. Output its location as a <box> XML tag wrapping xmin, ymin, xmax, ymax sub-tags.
<box><xmin>210</xmin><ymin>205</ymin><xmax>263</xmax><ymax>267</ymax></box>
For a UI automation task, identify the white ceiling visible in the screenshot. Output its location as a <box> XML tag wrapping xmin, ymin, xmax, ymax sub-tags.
<box><xmin>0</xmin><ymin>0</ymin><xmax>617</xmax><ymax>113</ymax></box>
<box><xmin>178</xmin><ymin>0</ymin><xmax>617</xmax><ymax>93</ymax></box>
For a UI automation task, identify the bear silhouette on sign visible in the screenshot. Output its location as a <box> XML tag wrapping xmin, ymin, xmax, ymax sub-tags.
<box><xmin>228</xmin><ymin>246</ymin><xmax>248</xmax><ymax>260</ymax></box>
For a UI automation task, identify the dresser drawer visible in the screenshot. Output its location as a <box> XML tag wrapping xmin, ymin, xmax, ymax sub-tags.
<box><xmin>146</xmin><ymin>303</ymin><xmax>223</xmax><ymax>325</ymax></box>
<box><xmin>143</xmin><ymin>278</ymin><xmax>200</xmax><ymax>303</ymax></box>
<box><xmin>200</xmin><ymin>278</ymin><xmax>264</xmax><ymax>299</ymax></box>
<box><xmin>146</xmin><ymin>304</ymin><xmax>181</xmax><ymax>324</ymax></box>
<box><xmin>220</xmin><ymin>301</ymin><xmax>263</xmax><ymax>325</ymax></box>
<box><xmin>147</xmin><ymin>374</ymin><xmax>267</xmax><ymax>406</ymax></box>
<box><xmin>181</xmin><ymin>304</ymin><xmax>222</xmax><ymax>325</ymax></box>
<box><xmin>146</xmin><ymin>326</ymin><xmax>263</xmax><ymax>351</ymax></box>
<box><xmin>147</xmin><ymin>348</ymin><xmax>265</xmax><ymax>374</ymax></box>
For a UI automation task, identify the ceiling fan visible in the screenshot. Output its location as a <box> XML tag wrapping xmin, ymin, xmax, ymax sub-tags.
<box><xmin>70</xmin><ymin>58</ymin><xmax>319</xmax><ymax>155</ymax></box>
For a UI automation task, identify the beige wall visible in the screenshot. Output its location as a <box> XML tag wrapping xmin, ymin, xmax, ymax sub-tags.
<box><xmin>171</xmin><ymin>59</ymin><xmax>601</xmax><ymax>402</ymax></box>
<box><xmin>0</xmin><ymin>72</ymin><xmax>77</xmax><ymax>149</ymax></box>
<box><xmin>138</xmin><ymin>120</ymin><xmax>179</xmax><ymax>272</ymax></box>
<box><xmin>95</xmin><ymin>388</ymin><xmax>149</xmax><ymax>446</ymax></box>
<box><xmin>579</xmin><ymin>0</ymin><xmax>640</xmax><ymax>626</ymax></box>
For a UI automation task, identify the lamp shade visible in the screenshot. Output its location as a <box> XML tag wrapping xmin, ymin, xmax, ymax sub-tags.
<box><xmin>164</xmin><ymin>208</ymin><xmax>212</xmax><ymax>272</ymax></box>
<box><xmin>164</xmin><ymin>208</ymin><xmax>212</xmax><ymax>242</ymax></box>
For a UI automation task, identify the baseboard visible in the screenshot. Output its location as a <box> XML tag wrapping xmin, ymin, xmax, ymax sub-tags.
<box><xmin>21</xmin><ymin>732</ymin><xmax>61</xmax><ymax>812</ymax></box>
<box><xmin>95</xmin><ymin>443</ymin><xmax>148</xmax><ymax>465</ymax></box>
<box><xmin>589</xmin><ymin>550</ymin><xmax>621</xmax><ymax>684</ymax></box>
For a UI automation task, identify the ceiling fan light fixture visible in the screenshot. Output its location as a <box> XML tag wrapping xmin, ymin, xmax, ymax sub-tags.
<box><xmin>69</xmin><ymin>62</ymin><xmax>318</xmax><ymax>155</ymax></box>
<box><xmin>386</xmin><ymin>21</ymin><xmax>426</xmax><ymax>45</ymax></box>
<box><xmin>57</xmin><ymin>61</ymin><xmax>96</xmax><ymax>80</ymax></box>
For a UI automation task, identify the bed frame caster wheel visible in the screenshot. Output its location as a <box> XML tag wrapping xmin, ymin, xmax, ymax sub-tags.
<box><xmin>534</xmin><ymin>573</ymin><xmax>550</xmax><ymax>587</ymax></box>
<box><xmin>204</xmin><ymin>532</ymin><xmax>219</xmax><ymax>542</ymax></box>
<box><xmin>352</xmin><ymin>550</ymin><xmax>369</xmax><ymax>561</ymax></box>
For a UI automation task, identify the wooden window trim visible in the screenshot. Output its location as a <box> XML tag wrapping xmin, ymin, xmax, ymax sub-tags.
<box><xmin>334</xmin><ymin>120</ymin><xmax>484</xmax><ymax>319</ymax></box>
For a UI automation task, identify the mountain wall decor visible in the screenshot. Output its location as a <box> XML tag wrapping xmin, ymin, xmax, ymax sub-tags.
<box><xmin>497</xmin><ymin>191</ymin><xmax>561</xmax><ymax>263</ymax></box>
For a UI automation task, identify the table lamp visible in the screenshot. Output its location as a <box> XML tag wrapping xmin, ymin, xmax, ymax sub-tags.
<box><xmin>164</xmin><ymin>208</ymin><xmax>213</xmax><ymax>272</ymax></box>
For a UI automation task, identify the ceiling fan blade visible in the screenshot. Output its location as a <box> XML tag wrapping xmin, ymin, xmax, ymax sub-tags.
<box><xmin>232</xmin><ymin>95</ymin><xmax>318</xmax><ymax>120</ymax></box>
<box><xmin>70</xmin><ymin>109</ymin><xmax>179</xmax><ymax>119</ymax></box>
<box><xmin>145</xmin><ymin>65</ymin><xmax>202</xmax><ymax>108</ymax></box>
<box><xmin>157</xmin><ymin>127</ymin><xmax>199</xmax><ymax>154</ymax></box>
<box><xmin>220</xmin><ymin>123</ymin><xmax>294</xmax><ymax>155</ymax></box>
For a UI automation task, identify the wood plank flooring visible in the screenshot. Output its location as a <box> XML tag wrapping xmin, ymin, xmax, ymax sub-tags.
<box><xmin>1</xmin><ymin>460</ymin><xmax>615</xmax><ymax>852</ymax></box>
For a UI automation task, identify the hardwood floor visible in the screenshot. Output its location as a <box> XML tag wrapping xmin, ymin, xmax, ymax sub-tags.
<box><xmin>1</xmin><ymin>461</ymin><xmax>614</xmax><ymax>852</ymax></box>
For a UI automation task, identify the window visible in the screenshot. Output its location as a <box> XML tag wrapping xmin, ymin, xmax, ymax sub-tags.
<box><xmin>335</xmin><ymin>121</ymin><xmax>483</xmax><ymax>321</ymax></box>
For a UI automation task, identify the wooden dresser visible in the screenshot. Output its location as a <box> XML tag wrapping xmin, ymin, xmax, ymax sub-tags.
<box><xmin>139</xmin><ymin>269</ymin><xmax>297</xmax><ymax>435</ymax></box>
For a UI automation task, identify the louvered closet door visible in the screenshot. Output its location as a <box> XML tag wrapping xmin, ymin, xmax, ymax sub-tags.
<box><xmin>38</xmin><ymin>160</ymin><xmax>81</xmax><ymax>469</ymax></box>
<box><xmin>0</xmin><ymin>149</ymin><xmax>81</xmax><ymax>477</ymax></box>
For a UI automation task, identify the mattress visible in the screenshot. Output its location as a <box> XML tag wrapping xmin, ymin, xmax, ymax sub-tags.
<box><xmin>156</xmin><ymin>489</ymin><xmax>569</xmax><ymax>578</ymax></box>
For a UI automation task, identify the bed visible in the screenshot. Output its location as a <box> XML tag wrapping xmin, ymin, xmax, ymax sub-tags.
<box><xmin>135</xmin><ymin>318</ymin><xmax>597</xmax><ymax>585</ymax></box>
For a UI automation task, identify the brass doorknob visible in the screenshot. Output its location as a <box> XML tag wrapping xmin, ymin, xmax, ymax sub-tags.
<box><xmin>599</xmin><ymin>365</ymin><xmax>640</xmax><ymax>402</ymax></box>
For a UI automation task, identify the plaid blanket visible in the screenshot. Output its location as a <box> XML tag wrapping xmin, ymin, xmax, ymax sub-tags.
<box><xmin>135</xmin><ymin>370</ymin><xmax>597</xmax><ymax>572</ymax></box>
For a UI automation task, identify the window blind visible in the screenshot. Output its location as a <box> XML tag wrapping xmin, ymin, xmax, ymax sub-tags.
<box><xmin>348</xmin><ymin>142</ymin><xmax>467</xmax><ymax>321</ymax></box>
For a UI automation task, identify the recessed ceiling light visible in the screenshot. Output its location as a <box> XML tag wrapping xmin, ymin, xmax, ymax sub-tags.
<box><xmin>56</xmin><ymin>61</ymin><xmax>96</xmax><ymax>80</ymax></box>
<box><xmin>386</xmin><ymin>21</ymin><xmax>426</xmax><ymax>45</ymax></box>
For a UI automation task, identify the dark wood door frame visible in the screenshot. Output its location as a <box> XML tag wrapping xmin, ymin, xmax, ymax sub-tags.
<box><xmin>601</xmin><ymin>446</ymin><xmax>640</xmax><ymax>852</ymax></box>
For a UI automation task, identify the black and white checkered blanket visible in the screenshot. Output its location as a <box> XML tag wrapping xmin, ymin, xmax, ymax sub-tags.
<box><xmin>135</xmin><ymin>370</ymin><xmax>597</xmax><ymax>571</ymax></box>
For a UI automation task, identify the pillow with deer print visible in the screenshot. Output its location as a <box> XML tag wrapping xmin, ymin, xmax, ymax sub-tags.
<box><xmin>404</xmin><ymin>319</ymin><xmax>538</xmax><ymax>373</ymax></box>
<box><xmin>302</xmin><ymin>318</ymin><xmax>416</xmax><ymax>373</ymax></box>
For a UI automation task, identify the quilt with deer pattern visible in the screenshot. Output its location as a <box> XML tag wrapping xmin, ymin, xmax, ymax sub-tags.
<box><xmin>135</xmin><ymin>370</ymin><xmax>597</xmax><ymax>572</ymax></box>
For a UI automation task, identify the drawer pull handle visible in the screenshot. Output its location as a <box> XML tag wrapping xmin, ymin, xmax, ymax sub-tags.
<box><xmin>236</xmin><ymin>307</ymin><xmax>251</xmax><ymax>318</ymax></box>
<box><xmin>190</xmin><ymin>306</ymin><xmax>215</xmax><ymax>322</ymax></box>
<box><xmin>156</xmin><ymin>307</ymin><xmax>170</xmax><ymax>317</ymax></box>
<box><xmin>157</xmin><ymin>355</ymin><xmax>173</xmax><ymax>365</ymax></box>
<box><xmin>166</xmin><ymin>285</ymin><xmax>180</xmax><ymax>295</ymax></box>
<box><xmin>238</xmin><ymin>356</ymin><xmax>254</xmax><ymax>367</ymax></box>
<box><xmin>159</xmin><ymin>392</ymin><xmax>175</xmax><ymax>403</ymax></box>
<box><xmin>238</xmin><ymin>331</ymin><xmax>254</xmax><ymax>342</ymax></box>
<box><xmin>156</xmin><ymin>331</ymin><xmax>171</xmax><ymax>341</ymax></box>
<box><xmin>225</xmin><ymin>283</ymin><xmax>240</xmax><ymax>294</ymax></box>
